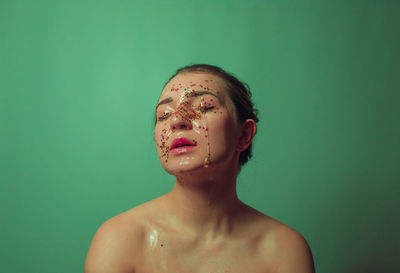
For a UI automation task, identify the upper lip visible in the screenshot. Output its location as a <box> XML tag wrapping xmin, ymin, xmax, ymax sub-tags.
<box><xmin>170</xmin><ymin>137</ymin><xmax>196</xmax><ymax>150</ymax></box>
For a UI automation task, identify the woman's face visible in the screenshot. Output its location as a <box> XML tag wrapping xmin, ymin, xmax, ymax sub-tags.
<box><xmin>154</xmin><ymin>72</ymin><xmax>242</xmax><ymax>175</ymax></box>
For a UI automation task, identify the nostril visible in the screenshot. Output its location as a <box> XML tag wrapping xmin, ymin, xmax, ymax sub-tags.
<box><xmin>171</xmin><ymin>121</ymin><xmax>192</xmax><ymax>131</ymax></box>
<box><xmin>176</xmin><ymin>124</ymin><xmax>188</xmax><ymax>130</ymax></box>
<box><xmin>170</xmin><ymin>112</ymin><xmax>193</xmax><ymax>131</ymax></box>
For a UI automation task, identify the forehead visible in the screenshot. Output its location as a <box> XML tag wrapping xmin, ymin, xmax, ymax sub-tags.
<box><xmin>160</xmin><ymin>72</ymin><xmax>227</xmax><ymax>100</ymax></box>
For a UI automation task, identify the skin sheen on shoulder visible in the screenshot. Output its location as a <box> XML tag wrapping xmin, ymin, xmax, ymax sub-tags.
<box><xmin>260</xmin><ymin>223</ymin><xmax>315</xmax><ymax>273</ymax></box>
<box><xmin>84</xmin><ymin>213</ymin><xmax>144</xmax><ymax>273</ymax></box>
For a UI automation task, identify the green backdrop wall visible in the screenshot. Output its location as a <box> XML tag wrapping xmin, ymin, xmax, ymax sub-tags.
<box><xmin>1</xmin><ymin>1</ymin><xmax>399</xmax><ymax>272</ymax></box>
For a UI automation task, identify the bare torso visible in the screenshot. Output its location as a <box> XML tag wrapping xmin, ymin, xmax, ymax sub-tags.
<box><xmin>85</xmin><ymin>195</ymin><xmax>314</xmax><ymax>273</ymax></box>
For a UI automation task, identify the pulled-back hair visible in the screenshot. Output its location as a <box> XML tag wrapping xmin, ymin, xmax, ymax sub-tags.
<box><xmin>164</xmin><ymin>64</ymin><xmax>259</xmax><ymax>169</ymax></box>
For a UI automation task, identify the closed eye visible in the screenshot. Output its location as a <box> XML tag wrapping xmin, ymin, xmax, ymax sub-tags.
<box><xmin>157</xmin><ymin>112</ymin><xmax>172</xmax><ymax>121</ymax></box>
<box><xmin>199</xmin><ymin>106</ymin><xmax>215</xmax><ymax>112</ymax></box>
<box><xmin>157</xmin><ymin>106</ymin><xmax>215</xmax><ymax>122</ymax></box>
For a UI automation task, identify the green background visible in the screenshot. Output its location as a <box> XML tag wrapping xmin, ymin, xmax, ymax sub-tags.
<box><xmin>1</xmin><ymin>1</ymin><xmax>399</xmax><ymax>272</ymax></box>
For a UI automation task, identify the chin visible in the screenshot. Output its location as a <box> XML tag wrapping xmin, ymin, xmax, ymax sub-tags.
<box><xmin>161</xmin><ymin>158</ymin><xmax>211</xmax><ymax>176</ymax></box>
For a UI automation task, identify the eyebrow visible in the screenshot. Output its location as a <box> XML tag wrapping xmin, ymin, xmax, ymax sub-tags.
<box><xmin>156</xmin><ymin>97</ymin><xmax>173</xmax><ymax>109</ymax></box>
<box><xmin>156</xmin><ymin>90</ymin><xmax>219</xmax><ymax>109</ymax></box>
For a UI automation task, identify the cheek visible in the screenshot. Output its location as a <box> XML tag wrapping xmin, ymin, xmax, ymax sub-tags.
<box><xmin>154</xmin><ymin>124</ymin><xmax>172</xmax><ymax>162</ymax></box>
<box><xmin>209</xmin><ymin>115</ymin><xmax>238</xmax><ymax>145</ymax></box>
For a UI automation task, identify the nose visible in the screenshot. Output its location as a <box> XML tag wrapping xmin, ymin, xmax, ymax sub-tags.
<box><xmin>170</xmin><ymin>108</ymin><xmax>193</xmax><ymax>131</ymax></box>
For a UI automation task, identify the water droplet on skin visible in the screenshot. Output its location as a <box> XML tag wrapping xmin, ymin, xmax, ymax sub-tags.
<box><xmin>204</xmin><ymin>160</ymin><xmax>209</xmax><ymax>168</ymax></box>
<box><xmin>149</xmin><ymin>229</ymin><xmax>159</xmax><ymax>249</ymax></box>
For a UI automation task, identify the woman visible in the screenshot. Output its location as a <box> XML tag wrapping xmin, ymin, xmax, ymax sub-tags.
<box><xmin>85</xmin><ymin>64</ymin><xmax>315</xmax><ymax>273</ymax></box>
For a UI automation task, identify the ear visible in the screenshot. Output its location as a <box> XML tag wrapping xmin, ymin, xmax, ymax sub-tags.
<box><xmin>236</xmin><ymin>119</ymin><xmax>257</xmax><ymax>152</ymax></box>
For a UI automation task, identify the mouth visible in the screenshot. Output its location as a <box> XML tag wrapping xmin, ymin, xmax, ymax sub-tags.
<box><xmin>170</xmin><ymin>137</ymin><xmax>196</xmax><ymax>150</ymax></box>
<box><xmin>170</xmin><ymin>137</ymin><xmax>196</xmax><ymax>155</ymax></box>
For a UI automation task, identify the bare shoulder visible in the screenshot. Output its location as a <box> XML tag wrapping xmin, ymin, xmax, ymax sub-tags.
<box><xmin>84</xmin><ymin>197</ymin><xmax>162</xmax><ymax>273</ymax></box>
<box><xmin>255</xmin><ymin>213</ymin><xmax>315</xmax><ymax>273</ymax></box>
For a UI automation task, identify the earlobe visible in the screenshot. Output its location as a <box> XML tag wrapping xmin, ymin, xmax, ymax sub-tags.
<box><xmin>236</xmin><ymin>119</ymin><xmax>257</xmax><ymax>152</ymax></box>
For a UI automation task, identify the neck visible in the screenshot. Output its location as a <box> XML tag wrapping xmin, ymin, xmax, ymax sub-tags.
<box><xmin>163</xmin><ymin>166</ymin><xmax>244</xmax><ymax>238</ymax></box>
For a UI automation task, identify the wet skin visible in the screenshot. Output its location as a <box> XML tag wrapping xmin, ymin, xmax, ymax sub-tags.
<box><xmin>154</xmin><ymin>73</ymin><xmax>240</xmax><ymax>174</ymax></box>
<box><xmin>85</xmin><ymin>73</ymin><xmax>315</xmax><ymax>273</ymax></box>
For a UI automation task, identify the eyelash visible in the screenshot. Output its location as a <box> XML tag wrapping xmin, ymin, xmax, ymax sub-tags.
<box><xmin>157</xmin><ymin>112</ymin><xmax>171</xmax><ymax>121</ymax></box>
<box><xmin>200</xmin><ymin>106</ymin><xmax>214</xmax><ymax>112</ymax></box>
<box><xmin>157</xmin><ymin>106</ymin><xmax>215</xmax><ymax>122</ymax></box>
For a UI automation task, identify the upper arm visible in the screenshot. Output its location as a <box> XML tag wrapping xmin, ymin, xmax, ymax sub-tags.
<box><xmin>273</xmin><ymin>229</ymin><xmax>315</xmax><ymax>273</ymax></box>
<box><xmin>84</xmin><ymin>217</ymin><xmax>138</xmax><ymax>273</ymax></box>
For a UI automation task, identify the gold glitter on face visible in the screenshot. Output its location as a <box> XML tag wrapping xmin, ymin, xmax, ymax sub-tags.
<box><xmin>154</xmin><ymin>73</ymin><xmax>239</xmax><ymax>174</ymax></box>
<box><xmin>156</xmin><ymin>88</ymin><xmax>212</xmax><ymax>165</ymax></box>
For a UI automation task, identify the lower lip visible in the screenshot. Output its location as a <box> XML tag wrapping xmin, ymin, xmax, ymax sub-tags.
<box><xmin>170</xmin><ymin>146</ymin><xmax>195</xmax><ymax>155</ymax></box>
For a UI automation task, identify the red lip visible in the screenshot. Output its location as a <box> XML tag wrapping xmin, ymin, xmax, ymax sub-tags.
<box><xmin>170</xmin><ymin>137</ymin><xmax>196</xmax><ymax>150</ymax></box>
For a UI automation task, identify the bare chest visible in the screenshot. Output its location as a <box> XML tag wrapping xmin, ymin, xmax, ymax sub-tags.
<box><xmin>134</xmin><ymin>234</ymin><xmax>272</xmax><ymax>273</ymax></box>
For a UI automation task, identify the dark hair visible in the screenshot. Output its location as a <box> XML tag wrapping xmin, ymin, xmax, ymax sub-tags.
<box><xmin>164</xmin><ymin>64</ymin><xmax>259</xmax><ymax>169</ymax></box>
